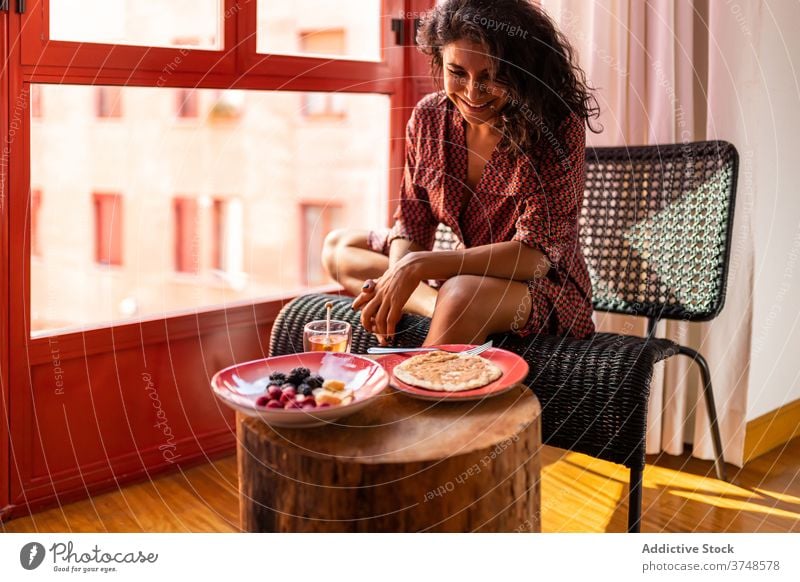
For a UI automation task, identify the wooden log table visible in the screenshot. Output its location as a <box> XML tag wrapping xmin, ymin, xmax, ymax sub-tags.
<box><xmin>237</xmin><ymin>383</ymin><xmax>541</xmax><ymax>532</ymax></box>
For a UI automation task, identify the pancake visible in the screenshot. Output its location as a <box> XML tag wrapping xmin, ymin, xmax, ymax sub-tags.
<box><xmin>393</xmin><ymin>350</ymin><xmax>503</xmax><ymax>392</ymax></box>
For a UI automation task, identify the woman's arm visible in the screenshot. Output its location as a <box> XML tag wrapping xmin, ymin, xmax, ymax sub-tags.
<box><xmin>389</xmin><ymin>237</ymin><xmax>427</xmax><ymax>267</ymax></box>
<box><xmin>401</xmin><ymin>240</ymin><xmax>551</xmax><ymax>282</ymax></box>
<box><xmin>355</xmin><ymin>240</ymin><xmax>550</xmax><ymax>343</ymax></box>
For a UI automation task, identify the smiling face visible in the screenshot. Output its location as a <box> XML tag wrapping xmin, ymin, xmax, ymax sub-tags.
<box><xmin>442</xmin><ymin>39</ymin><xmax>510</xmax><ymax>128</ymax></box>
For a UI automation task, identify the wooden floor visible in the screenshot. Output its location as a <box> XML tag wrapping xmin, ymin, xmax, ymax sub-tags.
<box><xmin>4</xmin><ymin>438</ymin><xmax>800</xmax><ymax>533</ymax></box>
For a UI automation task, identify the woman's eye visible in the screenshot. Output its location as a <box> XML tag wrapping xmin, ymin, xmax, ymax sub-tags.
<box><xmin>448</xmin><ymin>69</ymin><xmax>465</xmax><ymax>77</ymax></box>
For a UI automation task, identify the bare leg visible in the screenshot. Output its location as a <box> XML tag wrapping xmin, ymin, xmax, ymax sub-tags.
<box><xmin>322</xmin><ymin>229</ymin><xmax>438</xmax><ymax>319</ymax></box>
<box><xmin>423</xmin><ymin>275</ymin><xmax>532</xmax><ymax>346</ymax></box>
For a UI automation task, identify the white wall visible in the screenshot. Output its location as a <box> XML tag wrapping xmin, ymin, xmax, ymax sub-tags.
<box><xmin>708</xmin><ymin>0</ymin><xmax>800</xmax><ymax>421</ymax></box>
<box><xmin>745</xmin><ymin>1</ymin><xmax>800</xmax><ymax>419</ymax></box>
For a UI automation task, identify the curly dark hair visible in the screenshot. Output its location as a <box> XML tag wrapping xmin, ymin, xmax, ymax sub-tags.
<box><xmin>417</xmin><ymin>0</ymin><xmax>600</xmax><ymax>154</ymax></box>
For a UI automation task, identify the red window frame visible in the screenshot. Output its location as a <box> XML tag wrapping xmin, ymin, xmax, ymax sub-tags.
<box><xmin>2</xmin><ymin>0</ymin><xmax>424</xmax><ymax>518</ymax></box>
<box><xmin>19</xmin><ymin>0</ymin><xmax>238</xmax><ymax>74</ymax></box>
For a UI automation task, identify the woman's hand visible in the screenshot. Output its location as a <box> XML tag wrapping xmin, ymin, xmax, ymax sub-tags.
<box><xmin>351</xmin><ymin>255</ymin><xmax>424</xmax><ymax>346</ymax></box>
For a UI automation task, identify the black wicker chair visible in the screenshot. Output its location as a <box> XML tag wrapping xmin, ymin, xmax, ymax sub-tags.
<box><xmin>269</xmin><ymin>140</ymin><xmax>739</xmax><ymax>533</ymax></box>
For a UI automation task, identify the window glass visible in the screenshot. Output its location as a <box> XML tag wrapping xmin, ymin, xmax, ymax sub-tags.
<box><xmin>49</xmin><ymin>0</ymin><xmax>222</xmax><ymax>49</ymax></box>
<box><xmin>29</xmin><ymin>84</ymin><xmax>390</xmax><ymax>336</ymax></box>
<box><xmin>257</xmin><ymin>0</ymin><xmax>381</xmax><ymax>61</ymax></box>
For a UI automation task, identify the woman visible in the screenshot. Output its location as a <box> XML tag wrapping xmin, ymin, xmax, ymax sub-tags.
<box><xmin>322</xmin><ymin>0</ymin><xmax>599</xmax><ymax>346</ymax></box>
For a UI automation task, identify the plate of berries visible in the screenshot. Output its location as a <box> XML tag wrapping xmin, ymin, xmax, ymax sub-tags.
<box><xmin>211</xmin><ymin>351</ymin><xmax>389</xmax><ymax>427</ymax></box>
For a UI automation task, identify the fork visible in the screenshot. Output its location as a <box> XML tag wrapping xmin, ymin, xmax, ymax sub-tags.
<box><xmin>366</xmin><ymin>340</ymin><xmax>493</xmax><ymax>356</ymax></box>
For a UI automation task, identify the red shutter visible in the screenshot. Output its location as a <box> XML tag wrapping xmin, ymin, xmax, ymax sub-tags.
<box><xmin>174</xmin><ymin>197</ymin><xmax>199</xmax><ymax>273</ymax></box>
<box><xmin>93</xmin><ymin>193</ymin><xmax>123</xmax><ymax>266</ymax></box>
<box><xmin>211</xmin><ymin>198</ymin><xmax>224</xmax><ymax>270</ymax></box>
<box><xmin>30</xmin><ymin>189</ymin><xmax>42</xmax><ymax>256</ymax></box>
<box><xmin>176</xmin><ymin>89</ymin><xmax>199</xmax><ymax>118</ymax></box>
<box><xmin>96</xmin><ymin>86</ymin><xmax>122</xmax><ymax>118</ymax></box>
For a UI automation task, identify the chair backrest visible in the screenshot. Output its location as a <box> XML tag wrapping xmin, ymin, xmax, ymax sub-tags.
<box><xmin>581</xmin><ymin>141</ymin><xmax>738</xmax><ymax>321</ymax></box>
<box><xmin>432</xmin><ymin>140</ymin><xmax>738</xmax><ymax>322</ymax></box>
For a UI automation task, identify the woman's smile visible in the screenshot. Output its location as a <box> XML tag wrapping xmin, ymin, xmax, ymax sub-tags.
<box><xmin>457</xmin><ymin>95</ymin><xmax>497</xmax><ymax>113</ymax></box>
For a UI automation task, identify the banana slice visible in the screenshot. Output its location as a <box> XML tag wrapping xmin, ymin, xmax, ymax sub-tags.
<box><xmin>322</xmin><ymin>379</ymin><xmax>346</xmax><ymax>392</ymax></box>
<box><xmin>314</xmin><ymin>388</ymin><xmax>354</xmax><ymax>406</ymax></box>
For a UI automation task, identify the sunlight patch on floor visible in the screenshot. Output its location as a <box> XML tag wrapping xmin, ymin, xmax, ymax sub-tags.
<box><xmin>670</xmin><ymin>491</ymin><xmax>800</xmax><ymax>519</ymax></box>
<box><xmin>752</xmin><ymin>488</ymin><xmax>800</xmax><ymax>505</ymax></box>
<box><xmin>542</xmin><ymin>454</ymin><xmax>625</xmax><ymax>532</ymax></box>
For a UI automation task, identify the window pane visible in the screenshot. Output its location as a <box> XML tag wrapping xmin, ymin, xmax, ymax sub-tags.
<box><xmin>257</xmin><ymin>0</ymin><xmax>381</xmax><ymax>61</ymax></box>
<box><xmin>49</xmin><ymin>0</ymin><xmax>222</xmax><ymax>49</ymax></box>
<box><xmin>29</xmin><ymin>84</ymin><xmax>389</xmax><ymax>336</ymax></box>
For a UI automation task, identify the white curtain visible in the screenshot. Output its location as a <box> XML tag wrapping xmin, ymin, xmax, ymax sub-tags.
<box><xmin>540</xmin><ymin>0</ymin><xmax>755</xmax><ymax>466</ymax></box>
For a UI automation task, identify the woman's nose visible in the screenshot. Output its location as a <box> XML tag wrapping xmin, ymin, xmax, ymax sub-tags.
<box><xmin>464</xmin><ymin>78</ymin><xmax>483</xmax><ymax>101</ymax></box>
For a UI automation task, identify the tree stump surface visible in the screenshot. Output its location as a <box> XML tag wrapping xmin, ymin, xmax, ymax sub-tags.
<box><xmin>238</xmin><ymin>384</ymin><xmax>541</xmax><ymax>532</ymax></box>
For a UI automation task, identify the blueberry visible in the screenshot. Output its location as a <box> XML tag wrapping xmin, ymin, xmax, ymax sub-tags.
<box><xmin>289</xmin><ymin>367</ymin><xmax>311</xmax><ymax>380</ymax></box>
<box><xmin>298</xmin><ymin>383</ymin><xmax>313</xmax><ymax>397</ymax></box>
<box><xmin>306</xmin><ymin>374</ymin><xmax>324</xmax><ymax>389</ymax></box>
<box><xmin>268</xmin><ymin>372</ymin><xmax>288</xmax><ymax>385</ymax></box>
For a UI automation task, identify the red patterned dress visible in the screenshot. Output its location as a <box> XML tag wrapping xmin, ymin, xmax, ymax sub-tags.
<box><xmin>368</xmin><ymin>92</ymin><xmax>595</xmax><ymax>339</ymax></box>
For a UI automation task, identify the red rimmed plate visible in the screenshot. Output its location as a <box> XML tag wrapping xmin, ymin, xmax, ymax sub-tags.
<box><xmin>211</xmin><ymin>352</ymin><xmax>389</xmax><ymax>427</ymax></box>
<box><xmin>377</xmin><ymin>344</ymin><xmax>529</xmax><ymax>401</ymax></box>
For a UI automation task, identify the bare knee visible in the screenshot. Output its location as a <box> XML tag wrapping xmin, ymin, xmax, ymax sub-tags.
<box><xmin>321</xmin><ymin>229</ymin><xmax>349</xmax><ymax>278</ymax></box>
<box><xmin>434</xmin><ymin>275</ymin><xmax>485</xmax><ymax>321</ymax></box>
<box><xmin>321</xmin><ymin>228</ymin><xmax>371</xmax><ymax>281</ymax></box>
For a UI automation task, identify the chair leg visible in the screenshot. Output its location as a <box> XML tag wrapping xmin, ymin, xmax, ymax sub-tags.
<box><xmin>627</xmin><ymin>467</ymin><xmax>643</xmax><ymax>533</ymax></box>
<box><xmin>677</xmin><ymin>346</ymin><xmax>727</xmax><ymax>482</ymax></box>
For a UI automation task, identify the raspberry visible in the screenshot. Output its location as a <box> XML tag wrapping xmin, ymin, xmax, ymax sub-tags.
<box><xmin>266</xmin><ymin>400</ymin><xmax>283</xmax><ymax>409</ymax></box>
<box><xmin>255</xmin><ymin>395</ymin><xmax>270</xmax><ymax>407</ymax></box>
